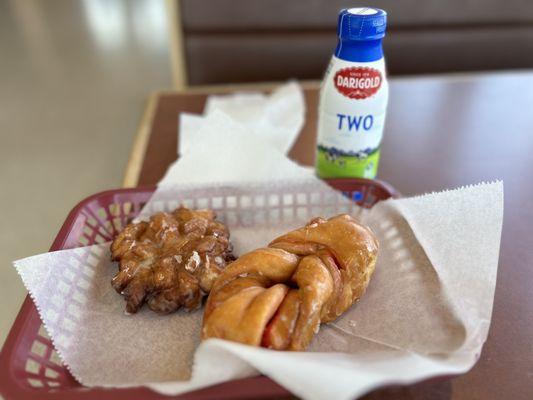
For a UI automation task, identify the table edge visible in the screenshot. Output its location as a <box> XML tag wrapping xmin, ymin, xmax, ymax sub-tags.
<box><xmin>122</xmin><ymin>93</ymin><xmax>159</xmax><ymax>187</ymax></box>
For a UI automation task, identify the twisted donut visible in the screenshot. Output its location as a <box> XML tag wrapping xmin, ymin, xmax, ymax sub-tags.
<box><xmin>202</xmin><ymin>214</ymin><xmax>378</xmax><ymax>351</ymax></box>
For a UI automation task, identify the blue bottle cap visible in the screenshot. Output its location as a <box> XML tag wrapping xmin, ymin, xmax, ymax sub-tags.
<box><xmin>337</xmin><ymin>7</ymin><xmax>387</xmax><ymax>41</ymax></box>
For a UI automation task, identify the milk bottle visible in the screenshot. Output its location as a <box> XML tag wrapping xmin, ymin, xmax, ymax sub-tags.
<box><xmin>316</xmin><ymin>8</ymin><xmax>388</xmax><ymax>179</ymax></box>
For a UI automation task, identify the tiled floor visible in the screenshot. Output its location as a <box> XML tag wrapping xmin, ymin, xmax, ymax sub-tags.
<box><xmin>0</xmin><ymin>0</ymin><xmax>171</xmax><ymax>346</ymax></box>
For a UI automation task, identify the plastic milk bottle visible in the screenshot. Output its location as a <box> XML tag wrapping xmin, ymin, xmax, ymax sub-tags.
<box><xmin>316</xmin><ymin>8</ymin><xmax>388</xmax><ymax>179</ymax></box>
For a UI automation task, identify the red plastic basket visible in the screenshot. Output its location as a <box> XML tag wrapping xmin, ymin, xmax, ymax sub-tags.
<box><xmin>0</xmin><ymin>178</ymin><xmax>397</xmax><ymax>400</ymax></box>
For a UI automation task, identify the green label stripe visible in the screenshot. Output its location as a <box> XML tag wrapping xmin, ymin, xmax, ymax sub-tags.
<box><xmin>316</xmin><ymin>147</ymin><xmax>380</xmax><ymax>179</ymax></box>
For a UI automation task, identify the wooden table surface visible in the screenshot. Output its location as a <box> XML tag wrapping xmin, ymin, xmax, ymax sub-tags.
<box><xmin>126</xmin><ymin>72</ymin><xmax>533</xmax><ymax>400</ymax></box>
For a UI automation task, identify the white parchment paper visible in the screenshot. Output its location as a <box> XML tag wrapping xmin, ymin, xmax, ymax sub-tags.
<box><xmin>14</xmin><ymin>180</ymin><xmax>503</xmax><ymax>400</ymax></box>
<box><xmin>161</xmin><ymin>110</ymin><xmax>313</xmax><ymax>186</ymax></box>
<box><xmin>178</xmin><ymin>81</ymin><xmax>305</xmax><ymax>156</ymax></box>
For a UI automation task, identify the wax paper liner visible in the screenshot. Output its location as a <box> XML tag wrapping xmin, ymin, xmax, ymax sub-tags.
<box><xmin>13</xmin><ymin>180</ymin><xmax>503</xmax><ymax>400</ymax></box>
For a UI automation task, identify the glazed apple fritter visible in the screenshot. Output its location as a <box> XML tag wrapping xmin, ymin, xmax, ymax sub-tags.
<box><xmin>110</xmin><ymin>207</ymin><xmax>233</xmax><ymax>314</ymax></box>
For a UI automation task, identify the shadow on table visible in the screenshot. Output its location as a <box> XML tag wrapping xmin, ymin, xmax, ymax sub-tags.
<box><xmin>362</xmin><ymin>378</ymin><xmax>452</xmax><ymax>400</ymax></box>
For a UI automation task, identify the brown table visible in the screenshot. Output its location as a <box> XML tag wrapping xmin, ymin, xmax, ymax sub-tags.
<box><xmin>124</xmin><ymin>72</ymin><xmax>533</xmax><ymax>400</ymax></box>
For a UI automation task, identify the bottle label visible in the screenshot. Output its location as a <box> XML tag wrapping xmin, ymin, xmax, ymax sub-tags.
<box><xmin>316</xmin><ymin>56</ymin><xmax>388</xmax><ymax>179</ymax></box>
<box><xmin>334</xmin><ymin>67</ymin><xmax>383</xmax><ymax>99</ymax></box>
